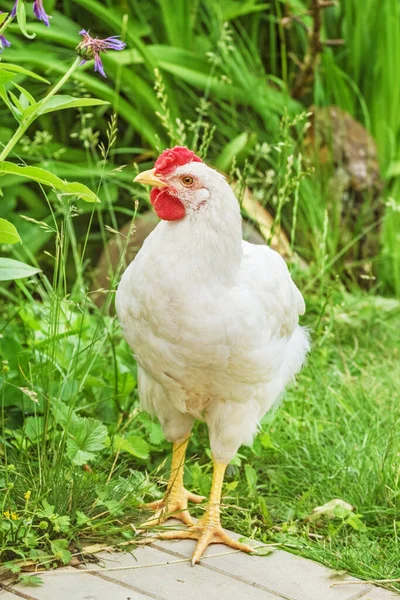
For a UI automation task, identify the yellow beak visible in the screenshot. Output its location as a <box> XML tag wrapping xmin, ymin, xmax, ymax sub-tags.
<box><xmin>134</xmin><ymin>168</ymin><xmax>167</xmax><ymax>188</ymax></box>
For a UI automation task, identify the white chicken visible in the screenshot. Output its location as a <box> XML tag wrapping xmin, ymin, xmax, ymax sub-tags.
<box><xmin>116</xmin><ymin>146</ymin><xmax>309</xmax><ymax>564</ymax></box>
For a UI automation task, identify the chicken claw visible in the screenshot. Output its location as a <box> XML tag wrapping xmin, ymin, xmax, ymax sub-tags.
<box><xmin>141</xmin><ymin>487</ymin><xmax>205</xmax><ymax>527</ymax></box>
<box><xmin>140</xmin><ymin>437</ymin><xmax>205</xmax><ymax>527</ymax></box>
<box><xmin>158</xmin><ymin>512</ymin><xmax>254</xmax><ymax>565</ymax></box>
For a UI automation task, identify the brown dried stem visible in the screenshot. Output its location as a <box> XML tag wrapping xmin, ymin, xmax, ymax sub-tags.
<box><xmin>290</xmin><ymin>0</ymin><xmax>340</xmax><ymax>99</ymax></box>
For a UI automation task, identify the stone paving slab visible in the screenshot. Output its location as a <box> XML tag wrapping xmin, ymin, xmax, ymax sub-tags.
<box><xmin>3</xmin><ymin>566</ymin><xmax>150</xmax><ymax>600</ymax></box>
<box><xmin>0</xmin><ymin>591</ymin><xmax>19</xmax><ymax>600</ymax></box>
<box><xmin>1</xmin><ymin>532</ymin><xmax>399</xmax><ymax>600</ymax></box>
<box><xmin>152</xmin><ymin>538</ymin><xmax>369</xmax><ymax>600</ymax></box>
<box><xmin>360</xmin><ymin>590</ymin><xmax>400</xmax><ymax>600</ymax></box>
<box><xmin>85</xmin><ymin>545</ymin><xmax>281</xmax><ymax>600</ymax></box>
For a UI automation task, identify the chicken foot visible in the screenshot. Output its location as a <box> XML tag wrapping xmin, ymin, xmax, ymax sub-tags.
<box><xmin>141</xmin><ymin>437</ymin><xmax>205</xmax><ymax>527</ymax></box>
<box><xmin>157</xmin><ymin>459</ymin><xmax>254</xmax><ymax>565</ymax></box>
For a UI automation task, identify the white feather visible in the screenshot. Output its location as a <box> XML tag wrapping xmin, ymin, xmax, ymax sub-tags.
<box><xmin>116</xmin><ymin>162</ymin><xmax>309</xmax><ymax>463</ymax></box>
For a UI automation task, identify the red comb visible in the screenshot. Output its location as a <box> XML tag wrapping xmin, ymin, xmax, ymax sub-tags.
<box><xmin>154</xmin><ymin>146</ymin><xmax>202</xmax><ymax>176</ymax></box>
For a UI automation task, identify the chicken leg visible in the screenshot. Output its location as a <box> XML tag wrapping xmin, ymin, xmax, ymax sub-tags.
<box><xmin>157</xmin><ymin>459</ymin><xmax>254</xmax><ymax>565</ymax></box>
<box><xmin>142</xmin><ymin>437</ymin><xmax>205</xmax><ymax>526</ymax></box>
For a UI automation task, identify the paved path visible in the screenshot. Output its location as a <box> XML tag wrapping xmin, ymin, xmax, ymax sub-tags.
<box><xmin>1</xmin><ymin>528</ymin><xmax>399</xmax><ymax>600</ymax></box>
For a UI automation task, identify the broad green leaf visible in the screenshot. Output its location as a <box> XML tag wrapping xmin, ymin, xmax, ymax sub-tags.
<box><xmin>113</xmin><ymin>434</ymin><xmax>149</xmax><ymax>459</ymax></box>
<box><xmin>38</xmin><ymin>95</ymin><xmax>109</xmax><ymax>116</ymax></box>
<box><xmin>39</xmin><ymin>499</ymin><xmax>55</xmax><ymax>518</ymax></box>
<box><xmin>0</xmin><ymin>13</ymin><xmax>8</xmax><ymax>26</ymax></box>
<box><xmin>2</xmin><ymin>562</ymin><xmax>21</xmax><ymax>574</ymax></box>
<box><xmin>222</xmin><ymin>1</ymin><xmax>270</xmax><ymax>20</ymax></box>
<box><xmin>260</xmin><ymin>432</ymin><xmax>276</xmax><ymax>450</ymax></box>
<box><xmin>347</xmin><ymin>515</ymin><xmax>367</xmax><ymax>532</ymax></box>
<box><xmin>66</xmin><ymin>417</ymin><xmax>108</xmax><ymax>465</ymax></box>
<box><xmin>0</xmin><ymin>162</ymin><xmax>100</xmax><ymax>203</ymax></box>
<box><xmin>0</xmin><ymin>63</ymin><xmax>49</xmax><ymax>84</ymax></box>
<box><xmin>75</xmin><ymin>511</ymin><xmax>89</xmax><ymax>525</ymax></box>
<box><xmin>16</xmin><ymin>0</ymin><xmax>36</xmax><ymax>39</ymax></box>
<box><xmin>149</xmin><ymin>422</ymin><xmax>164</xmax><ymax>445</ymax></box>
<box><xmin>50</xmin><ymin>539</ymin><xmax>71</xmax><ymax>565</ymax></box>
<box><xmin>0</xmin><ymin>258</ymin><xmax>41</xmax><ymax>281</ymax></box>
<box><xmin>24</xmin><ymin>416</ymin><xmax>44</xmax><ymax>442</ymax></box>
<box><xmin>244</xmin><ymin>463</ymin><xmax>257</xmax><ymax>493</ymax></box>
<box><xmin>215</xmin><ymin>132</ymin><xmax>252</xmax><ymax>171</ymax></box>
<box><xmin>53</xmin><ymin>515</ymin><xmax>71</xmax><ymax>533</ymax></box>
<box><xmin>19</xmin><ymin>575</ymin><xmax>43</xmax><ymax>587</ymax></box>
<box><xmin>0</xmin><ymin>71</ymin><xmax>16</xmax><ymax>84</ymax></box>
<box><xmin>333</xmin><ymin>505</ymin><xmax>352</xmax><ymax>519</ymax></box>
<box><xmin>0</xmin><ymin>218</ymin><xmax>21</xmax><ymax>244</ymax></box>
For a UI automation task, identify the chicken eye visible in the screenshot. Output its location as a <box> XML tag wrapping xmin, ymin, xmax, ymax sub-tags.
<box><xmin>181</xmin><ymin>176</ymin><xmax>194</xmax><ymax>187</ymax></box>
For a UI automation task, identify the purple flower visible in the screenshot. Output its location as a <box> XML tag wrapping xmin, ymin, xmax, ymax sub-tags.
<box><xmin>10</xmin><ymin>0</ymin><xmax>18</xmax><ymax>18</ymax></box>
<box><xmin>11</xmin><ymin>0</ymin><xmax>50</xmax><ymax>26</ymax></box>
<box><xmin>0</xmin><ymin>34</ymin><xmax>11</xmax><ymax>51</ymax></box>
<box><xmin>0</xmin><ymin>12</ymin><xmax>11</xmax><ymax>51</ymax></box>
<box><xmin>76</xmin><ymin>29</ymin><xmax>126</xmax><ymax>78</ymax></box>
<box><xmin>32</xmin><ymin>0</ymin><xmax>50</xmax><ymax>26</ymax></box>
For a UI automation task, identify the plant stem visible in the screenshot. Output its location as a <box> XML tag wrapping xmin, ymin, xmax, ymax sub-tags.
<box><xmin>0</xmin><ymin>12</ymin><xmax>13</xmax><ymax>37</ymax></box>
<box><xmin>0</xmin><ymin>56</ymin><xmax>81</xmax><ymax>161</ymax></box>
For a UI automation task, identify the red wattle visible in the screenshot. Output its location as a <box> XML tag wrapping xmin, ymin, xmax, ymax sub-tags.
<box><xmin>150</xmin><ymin>188</ymin><xmax>186</xmax><ymax>221</ymax></box>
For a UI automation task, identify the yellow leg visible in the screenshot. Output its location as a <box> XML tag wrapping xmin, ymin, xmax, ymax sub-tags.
<box><xmin>158</xmin><ymin>458</ymin><xmax>254</xmax><ymax>565</ymax></box>
<box><xmin>142</xmin><ymin>437</ymin><xmax>205</xmax><ymax>527</ymax></box>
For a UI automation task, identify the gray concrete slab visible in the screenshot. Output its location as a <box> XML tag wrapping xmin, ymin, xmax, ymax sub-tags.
<box><xmin>0</xmin><ymin>590</ymin><xmax>20</xmax><ymax>600</ymax></box>
<box><xmin>9</xmin><ymin>566</ymin><xmax>151</xmax><ymax>600</ymax></box>
<box><xmin>358</xmin><ymin>588</ymin><xmax>400</xmax><ymax>599</ymax></box>
<box><xmin>151</xmin><ymin>538</ymin><xmax>371</xmax><ymax>600</ymax></box>
<box><xmin>87</xmin><ymin>545</ymin><xmax>283</xmax><ymax>599</ymax></box>
<box><xmin>3</xmin><ymin>530</ymin><xmax>400</xmax><ymax>600</ymax></box>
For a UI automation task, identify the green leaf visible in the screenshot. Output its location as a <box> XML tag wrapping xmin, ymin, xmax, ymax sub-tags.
<box><xmin>0</xmin><ymin>63</ymin><xmax>49</xmax><ymax>84</ymax></box>
<box><xmin>3</xmin><ymin>561</ymin><xmax>21</xmax><ymax>574</ymax></box>
<box><xmin>244</xmin><ymin>464</ymin><xmax>257</xmax><ymax>494</ymax></box>
<box><xmin>51</xmin><ymin>399</ymin><xmax>77</xmax><ymax>428</ymax></box>
<box><xmin>222</xmin><ymin>1</ymin><xmax>270</xmax><ymax>20</ymax></box>
<box><xmin>37</xmin><ymin>95</ymin><xmax>109</xmax><ymax>116</ymax></box>
<box><xmin>0</xmin><ymin>258</ymin><xmax>41</xmax><ymax>281</ymax></box>
<box><xmin>53</xmin><ymin>515</ymin><xmax>71</xmax><ymax>533</ymax></box>
<box><xmin>19</xmin><ymin>575</ymin><xmax>44</xmax><ymax>587</ymax></box>
<box><xmin>50</xmin><ymin>539</ymin><xmax>71</xmax><ymax>565</ymax></box>
<box><xmin>13</xmin><ymin>82</ymin><xmax>36</xmax><ymax>107</ymax></box>
<box><xmin>24</xmin><ymin>416</ymin><xmax>44</xmax><ymax>442</ymax></box>
<box><xmin>215</xmin><ymin>132</ymin><xmax>252</xmax><ymax>171</ymax></box>
<box><xmin>333</xmin><ymin>505</ymin><xmax>352</xmax><ymax>519</ymax></box>
<box><xmin>259</xmin><ymin>432</ymin><xmax>276</xmax><ymax>450</ymax></box>
<box><xmin>347</xmin><ymin>515</ymin><xmax>367</xmax><ymax>532</ymax></box>
<box><xmin>102</xmin><ymin>499</ymin><xmax>123</xmax><ymax>515</ymax></box>
<box><xmin>0</xmin><ymin>12</ymin><xmax>8</xmax><ymax>26</ymax></box>
<box><xmin>39</xmin><ymin>499</ymin><xmax>55</xmax><ymax>518</ymax></box>
<box><xmin>9</xmin><ymin>90</ymin><xmax>24</xmax><ymax>117</ymax></box>
<box><xmin>66</xmin><ymin>417</ymin><xmax>109</xmax><ymax>465</ymax></box>
<box><xmin>113</xmin><ymin>434</ymin><xmax>149</xmax><ymax>459</ymax></box>
<box><xmin>0</xmin><ymin>218</ymin><xmax>21</xmax><ymax>244</ymax></box>
<box><xmin>75</xmin><ymin>510</ymin><xmax>89</xmax><ymax>525</ymax></box>
<box><xmin>0</xmin><ymin>71</ymin><xmax>16</xmax><ymax>84</ymax></box>
<box><xmin>16</xmin><ymin>0</ymin><xmax>36</xmax><ymax>39</ymax></box>
<box><xmin>149</xmin><ymin>422</ymin><xmax>164</xmax><ymax>445</ymax></box>
<box><xmin>251</xmin><ymin>545</ymin><xmax>273</xmax><ymax>556</ymax></box>
<box><xmin>0</xmin><ymin>162</ymin><xmax>100</xmax><ymax>203</ymax></box>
